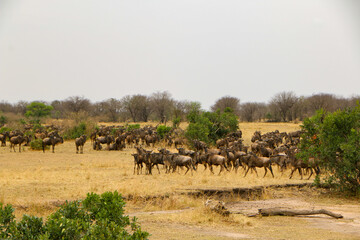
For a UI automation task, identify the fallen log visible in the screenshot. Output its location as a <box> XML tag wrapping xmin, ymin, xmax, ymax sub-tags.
<box><xmin>252</xmin><ymin>208</ymin><xmax>343</xmax><ymax>219</ymax></box>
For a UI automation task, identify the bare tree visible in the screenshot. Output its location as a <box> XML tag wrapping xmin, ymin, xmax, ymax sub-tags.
<box><xmin>269</xmin><ymin>91</ymin><xmax>298</xmax><ymax>122</ymax></box>
<box><xmin>172</xmin><ymin>100</ymin><xmax>190</xmax><ymax>121</ymax></box>
<box><xmin>0</xmin><ymin>101</ymin><xmax>15</xmax><ymax>113</ymax></box>
<box><xmin>121</xmin><ymin>94</ymin><xmax>151</xmax><ymax>122</ymax></box>
<box><xmin>14</xmin><ymin>101</ymin><xmax>29</xmax><ymax>115</ymax></box>
<box><xmin>304</xmin><ymin>93</ymin><xmax>337</xmax><ymax>114</ymax></box>
<box><xmin>211</xmin><ymin>96</ymin><xmax>241</xmax><ymax>115</ymax></box>
<box><xmin>63</xmin><ymin>96</ymin><xmax>92</xmax><ymax>113</ymax></box>
<box><xmin>150</xmin><ymin>91</ymin><xmax>174</xmax><ymax>123</ymax></box>
<box><xmin>103</xmin><ymin>98</ymin><xmax>122</xmax><ymax>122</ymax></box>
<box><xmin>240</xmin><ymin>102</ymin><xmax>265</xmax><ymax>122</ymax></box>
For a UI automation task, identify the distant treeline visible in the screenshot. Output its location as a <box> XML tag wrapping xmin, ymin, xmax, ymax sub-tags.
<box><xmin>0</xmin><ymin>91</ymin><xmax>359</xmax><ymax>124</ymax></box>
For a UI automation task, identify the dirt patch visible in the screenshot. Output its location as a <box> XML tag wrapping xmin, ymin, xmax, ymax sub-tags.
<box><xmin>227</xmin><ymin>198</ymin><xmax>360</xmax><ymax>237</ymax></box>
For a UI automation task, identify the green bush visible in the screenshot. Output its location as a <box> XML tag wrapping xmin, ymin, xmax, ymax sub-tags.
<box><xmin>172</xmin><ymin>117</ymin><xmax>181</xmax><ymax>128</ymax></box>
<box><xmin>185</xmin><ymin>107</ymin><xmax>239</xmax><ymax>145</ymax></box>
<box><xmin>156</xmin><ymin>125</ymin><xmax>172</xmax><ymax>139</ymax></box>
<box><xmin>63</xmin><ymin>122</ymin><xmax>87</xmax><ymax>140</ymax></box>
<box><xmin>0</xmin><ymin>191</ymin><xmax>149</xmax><ymax>239</ymax></box>
<box><xmin>127</xmin><ymin>124</ymin><xmax>140</xmax><ymax>132</ymax></box>
<box><xmin>0</xmin><ymin>115</ymin><xmax>7</xmax><ymax>126</ymax></box>
<box><xmin>298</xmin><ymin>106</ymin><xmax>360</xmax><ymax>195</ymax></box>
<box><xmin>30</xmin><ymin>139</ymin><xmax>46</xmax><ymax>151</ymax></box>
<box><xmin>0</xmin><ymin>127</ymin><xmax>11</xmax><ymax>134</ymax></box>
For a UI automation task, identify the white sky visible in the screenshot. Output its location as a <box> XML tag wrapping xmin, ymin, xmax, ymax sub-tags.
<box><xmin>0</xmin><ymin>0</ymin><xmax>359</xmax><ymax>110</ymax></box>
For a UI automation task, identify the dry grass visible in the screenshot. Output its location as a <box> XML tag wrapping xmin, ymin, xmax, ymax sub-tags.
<box><xmin>2</xmin><ymin>122</ymin><xmax>359</xmax><ymax>239</ymax></box>
<box><xmin>0</xmin><ymin>122</ymin><xmax>302</xmax><ymax>215</ymax></box>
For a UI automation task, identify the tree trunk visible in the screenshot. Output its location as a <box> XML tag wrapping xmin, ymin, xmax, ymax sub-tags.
<box><xmin>256</xmin><ymin>208</ymin><xmax>343</xmax><ymax>219</ymax></box>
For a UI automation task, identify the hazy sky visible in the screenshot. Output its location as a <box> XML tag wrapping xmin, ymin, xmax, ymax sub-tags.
<box><xmin>1</xmin><ymin>0</ymin><xmax>359</xmax><ymax>110</ymax></box>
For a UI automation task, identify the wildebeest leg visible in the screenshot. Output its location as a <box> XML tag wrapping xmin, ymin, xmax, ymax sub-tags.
<box><xmin>76</xmin><ymin>145</ymin><xmax>79</xmax><ymax>154</ymax></box>
<box><xmin>184</xmin><ymin>165</ymin><xmax>190</xmax><ymax>175</ymax></box>
<box><xmin>289</xmin><ymin>167</ymin><xmax>297</xmax><ymax>179</ymax></box>
<box><xmin>219</xmin><ymin>165</ymin><xmax>224</xmax><ymax>175</ymax></box>
<box><xmin>253</xmin><ymin>167</ymin><xmax>259</xmax><ymax>177</ymax></box>
<box><xmin>263</xmin><ymin>167</ymin><xmax>268</xmax><ymax>178</ymax></box>
<box><xmin>210</xmin><ymin>165</ymin><xmax>215</xmax><ymax>174</ymax></box>
<box><xmin>244</xmin><ymin>167</ymin><xmax>251</xmax><ymax>177</ymax></box>
<box><xmin>299</xmin><ymin>168</ymin><xmax>303</xmax><ymax>180</ymax></box>
<box><xmin>203</xmin><ymin>164</ymin><xmax>207</xmax><ymax>171</ymax></box>
<box><xmin>156</xmin><ymin>164</ymin><xmax>161</xmax><ymax>174</ymax></box>
<box><xmin>307</xmin><ymin>168</ymin><xmax>313</xmax><ymax>180</ymax></box>
<box><xmin>52</xmin><ymin>144</ymin><xmax>55</xmax><ymax>153</ymax></box>
<box><xmin>19</xmin><ymin>143</ymin><xmax>21</xmax><ymax>152</ymax></box>
<box><xmin>269</xmin><ymin>165</ymin><xmax>275</xmax><ymax>178</ymax></box>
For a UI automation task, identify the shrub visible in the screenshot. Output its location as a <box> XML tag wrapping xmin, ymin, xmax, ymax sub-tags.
<box><xmin>156</xmin><ymin>125</ymin><xmax>172</xmax><ymax>139</ymax></box>
<box><xmin>30</xmin><ymin>139</ymin><xmax>49</xmax><ymax>151</ymax></box>
<box><xmin>298</xmin><ymin>106</ymin><xmax>360</xmax><ymax>195</ymax></box>
<box><xmin>0</xmin><ymin>127</ymin><xmax>12</xmax><ymax>134</ymax></box>
<box><xmin>0</xmin><ymin>191</ymin><xmax>149</xmax><ymax>239</ymax></box>
<box><xmin>172</xmin><ymin>117</ymin><xmax>181</xmax><ymax>128</ymax></box>
<box><xmin>0</xmin><ymin>115</ymin><xmax>7</xmax><ymax>126</ymax></box>
<box><xmin>127</xmin><ymin>124</ymin><xmax>140</xmax><ymax>132</ymax></box>
<box><xmin>63</xmin><ymin>122</ymin><xmax>87</xmax><ymax>140</ymax></box>
<box><xmin>185</xmin><ymin>108</ymin><xmax>239</xmax><ymax>145</ymax></box>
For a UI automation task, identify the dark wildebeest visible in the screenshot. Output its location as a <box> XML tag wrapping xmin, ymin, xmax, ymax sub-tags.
<box><xmin>244</xmin><ymin>152</ymin><xmax>274</xmax><ymax>178</ymax></box>
<box><xmin>132</xmin><ymin>153</ymin><xmax>145</xmax><ymax>175</ymax></box>
<box><xmin>205</xmin><ymin>153</ymin><xmax>229</xmax><ymax>175</ymax></box>
<box><xmin>42</xmin><ymin>135</ymin><xmax>64</xmax><ymax>153</ymax></box>
<box><xmin>169</xmin><ymin>153</ymin><xmax>196</xmax><ymax>175</ymax></box>
<box><xmin>193</xmin><ymin>139</ymin><xmax>207</xmax><ymax>152</ymax></box>
<box><xmin>0</xmin><ymin>131</ymin><xmax>9</xmax><ymax>147</ymax></box>
<box><xmin>95</xmin><ymin>135</ymin><xmax>114</xmax><ymax>150</ymax></box>
<box><xmin>10</xmin><ymin>135</ymin><xmax>24</xmax><ymax>152</ymax></box>
<box><xmin>75</xmin><ymin>135</ymin><xmax>87</xmax><ymax>154</ymax></box>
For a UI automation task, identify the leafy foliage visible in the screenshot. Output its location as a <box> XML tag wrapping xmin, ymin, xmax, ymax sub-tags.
<box><xmin>156</xmin><ymin>125</ymin><xmax>172</xmax><ymax>139</ymax></box>
<box><xmin>0</xmin><ymin>115</ymin><xmax>7</xmax><ymax>126</ymax></box>
<box><xmin>63</xmin><ymin>122</ymin><xmax>87</xmax><ymax>140</ymax></box>
<box><xmin>127</xmin><ymin>124</ymin><xmax>140</xmax><ymax>132</ymax></box>
<box><xmin>172</xmin><ymin>117</ymin><xmax>181</xmax><ymax>128</ymax></box>
<box><xmin>298</xmin><ymin>106</ymin><xmax>360</xmax><ymax>195</ymax></box>
<box><xmin>185</xmin><ymin>107</ymin><xmax>239</xmax><ymax>145</ymax></box>
<box><xmin>0</xmin><ymin>191</ymin><xmax>149</xmax><ymax>239</ymax></box>
<box><xmin>30</xmin><ymin>139</ymin><xmax>46</xmax><ymax>151</ymax></box>
<box><xmin>0</xmin><ymin>127</ymin><xmax>12</xmax><ymax>134</ymax></box>
<box><xmin>25</xmin><ymin>102</ymin><xmax>53</xmax><ymax>122</ymax></box>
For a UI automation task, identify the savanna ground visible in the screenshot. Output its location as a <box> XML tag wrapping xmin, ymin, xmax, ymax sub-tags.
<box><xmin>1</xmin><ymin>122</ymin><xmax>359</xmax><ymax>239</ymax></box>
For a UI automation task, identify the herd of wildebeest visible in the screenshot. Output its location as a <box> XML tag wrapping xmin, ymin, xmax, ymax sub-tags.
<box><xmin>0</xmin><ymin>124</ymin><xmax>319</xmax><ymax>180</ymax></box>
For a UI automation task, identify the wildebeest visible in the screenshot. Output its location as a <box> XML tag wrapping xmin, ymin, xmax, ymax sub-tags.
<box><xmin>169</xmin><ymin>153</ymin><xmax>196</xmax><ymax>175</ymax></box>
<box><xmin>0</xmin><ymin>131</ymin><xmax>9</xmax><ymax>147</ymax></box>
<box><xmin>94</xmin><ymin>135</ymin><xmax>114</xmax><ymax>150</ymax></box>
<box><xmin>42</xmin><ymin>135</ymin><xmax>64</xmax><ymax>153</ymax></box>
<box><xmin>10</xmin><ymin>135</ymin><xmax>24</xmax><ymax>152</ymax></box>
<box><xmin>75</xmin><ymin>135</ymin><xmax>87</xmax><ymax>154</ymax></box>
<box><xmin>205</xmin><ymin>153</ymin><xmax>229</xmax><ymax>175</ymax></box>
<box><xmin>244</xmin><ymin>152</ymin><xmax>274</xmax><ymax>178</ymax></box>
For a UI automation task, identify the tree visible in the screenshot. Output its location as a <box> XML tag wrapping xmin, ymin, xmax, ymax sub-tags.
<box><xmin>63</xmin><ymin>96</ymin><xmax>92</xmax><ymax>113</ymax></box>
<box><xmin>103</xmin><ymin>98</ymin><xmax>122</xmax><ymax>122</ymax></box>
<box><xmin>298</xmin><ymin>106</ymin><xmax>360</xmax><ymax>195</ymax></box>
<box><xmin>25</xmin><ymin>102</ymin><xmax>53</xmax><ymax>123</ymax></box>
<box><xmin>185</xmin><ymin>107</ymin><xmax>239</xmax><ymax>145</ymax></box>
<box><xmin>150</xmin><ymin>91</ymin><xmax>174</xmax><ymax>123</ymax></box>
<box><xmin>239</xmin><ymin>102</ymin><xmax>266</xmax><ymax>122</ymax></box>
<box><xmin>269</xmin><ymin>91</ymin><xmax>298</xmax><ymax>121</ymax></box>
<box><xmin>121</xmin><ymin>95</ymin><xmax>152</xmax><ymax>122</ymax></box>
<box><xmin>211</xmin><ymin>96</ymin><xmax>241</xmax><ymax>115</ymax></box>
